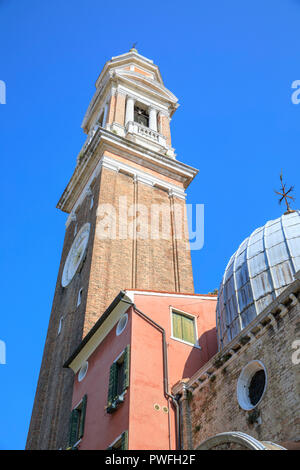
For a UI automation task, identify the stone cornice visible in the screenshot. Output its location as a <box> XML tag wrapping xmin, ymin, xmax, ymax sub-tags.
<box><xmin>95</xmin><ymin>51</ymin><xmax>163</xmax><ymax>88</ymax></box>
<box><xmin>57</xmin><ymin>127</ymin><xmax>198</xmax><ymax>214</ymax></box>
<box><xmin>115</xmin><ymin>71</ymin><xmax>177</xmax><ymax>104</ymax></box>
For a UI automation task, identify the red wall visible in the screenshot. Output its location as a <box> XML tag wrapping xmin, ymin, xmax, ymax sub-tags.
<box><xmin>70</xmin><ymin>292</ymin><xmax>217</xmax><ymax>450</ymax></box>
<box><xmin>129</xmin><ymin>293</ymin><xmax>217</xmax><ymax>450</ymax></box>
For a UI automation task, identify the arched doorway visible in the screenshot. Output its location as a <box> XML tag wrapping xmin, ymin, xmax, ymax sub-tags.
<box><xmin>196</xmin><ymin>432</ymin><xmax>286</xmax><ymax>450</ymax></box>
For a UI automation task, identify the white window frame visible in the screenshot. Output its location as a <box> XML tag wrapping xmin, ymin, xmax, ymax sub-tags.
<box><xmin>169</xmin><ymin>307</ymin><xmax>200</xmax><ymax>349</ymax></box>
<box><xmin>237</xmin><ymin>360</ymin><xmax>267</xmax><ymax>410</ymax></box>
<box><xmin>116</xmin><ymin>313</ymin><xmax>128</xmax><ymax>336</ymax></box>
<box><xmin>78</xmin><ymin>360</ymin><xmax>88</xmax><ymax>382</ymax></box>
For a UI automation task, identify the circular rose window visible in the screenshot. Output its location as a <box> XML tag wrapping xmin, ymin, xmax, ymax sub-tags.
<box><xmin>237</xmin><ymin>360</ymin><xmax>267</xmax><ymax>410</ymax></box>
<box><xmin>62</xmin><ymin>223</ymin><xmax>90</xmax><ymax>287</ymax></box>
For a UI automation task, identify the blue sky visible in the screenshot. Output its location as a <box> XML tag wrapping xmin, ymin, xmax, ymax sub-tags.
<box><xmin>0</xmin><ymin>0</ymin><xmax>300</xmax><ymax>450</ymax></box>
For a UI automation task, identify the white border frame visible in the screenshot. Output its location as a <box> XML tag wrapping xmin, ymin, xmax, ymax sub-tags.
<box><xmin>236</xmin><ymin>360</ymin><xmax>267</xmax><ymax>411</ymax></box>
<box><xmin>116</xmin><ymin>313</ymin><xmax>128</xmax><ymax>336</ymax></box>
<box><xmin>77</xmin><ymin>288</ymin><xmax>83</xmax><ymax>307</ymax></box>
<box><xmin>57</xmin><ymin>316</ymin><xmax>63</xmax><ymax>336</ymax></box>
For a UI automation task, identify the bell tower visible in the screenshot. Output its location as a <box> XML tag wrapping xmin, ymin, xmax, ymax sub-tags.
<box><xmin>26</xmin><ymin>48</ymin><xmax>198</xmax><ymax>449</ymax></box>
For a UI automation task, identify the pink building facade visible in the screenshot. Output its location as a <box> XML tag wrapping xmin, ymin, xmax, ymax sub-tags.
<box><xmin>64</xmin><ymin>290</ymin><xmax>217</xmax><ymax>450</ymax></box>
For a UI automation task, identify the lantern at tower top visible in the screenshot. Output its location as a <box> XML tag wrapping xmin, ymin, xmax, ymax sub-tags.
<box><xmin>81</xmin><ymin>49</ymin><xmax>179</xmax><ymax>159</ymax></box>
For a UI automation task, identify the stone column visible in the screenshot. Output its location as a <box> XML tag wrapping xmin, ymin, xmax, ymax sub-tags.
<box><xmin>125</xmin><ymin>96</ymin><xmax>135</xmax><ymax>126</ymax></box>
<box><xmin>149</xmin><ymin>107</ymin><xmax>158</xmax><ymax>131</ymax></box>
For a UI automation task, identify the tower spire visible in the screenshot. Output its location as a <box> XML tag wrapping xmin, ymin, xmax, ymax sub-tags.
<box><xmin>275</xmin><ymin>171</ymin><xmax>296</xmax><ymax>214</ymax></box>
<box><xmin>130</xmin><ymin>42</ymin><xmax>138</xmax><ymax>52</ymax></box>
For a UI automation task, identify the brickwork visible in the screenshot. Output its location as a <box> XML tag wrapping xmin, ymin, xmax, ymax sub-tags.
<box><xmin>83</xmin><ymin>167</ymin><xmax>134</xmax><ymax>336</ymax></box>
<box><xmin>114</xmin><ymin>92</ymin><xmax>126</xmax><ymax>126</ymax></box>
<box><xmin>26</xmin><ymin>51</ymin><xmax>196</xmax><ymax>450</ymax></box>
<box><xmin>84</xmin><ymin>162</ymin><xmax>194</xmax><ymax>336</ymax></box>
<box><xmin>106</xmin><ymin>94</ymin><xmax>116</xmax><ymax>125</ymax></box>
<box><xmin>27</xmin><ymin>149</ymin><xmax>195</xmax><ymax>448</ymax></box>
<box><xmin>26</xmin><ymin>177</ymin><xmax>99</xmax><ymax>449</ymax></box>
<box><xmin>181</xmin><ymin>285</ymin><xmax>300</xmax><ymax>449</ymax></box>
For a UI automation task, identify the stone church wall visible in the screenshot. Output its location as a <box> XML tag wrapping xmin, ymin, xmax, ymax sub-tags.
<box><xmin>175</xmin><ymin>278</ymin><xmax>300</xmax><ymax>450</ymax></box>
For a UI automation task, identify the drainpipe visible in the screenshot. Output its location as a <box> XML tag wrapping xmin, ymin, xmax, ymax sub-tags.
<box><xmin>120</xmin><ymin>298</ymin><xmax>181</xmax><ymax>450</ymax></box>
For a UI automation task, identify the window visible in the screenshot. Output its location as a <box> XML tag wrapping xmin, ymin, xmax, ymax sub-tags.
<box><xmin>249</xmin><ymin>370</ymin><xmax>266</xmax><ymax>406</ymax></box>
<box><xmin>116</xmin><ymin>314</ymin><xmax>128</xmax><ymax>336</ymax></box>
<box><xmin>78</xmin><ymin>361</ymin><xmax>88</xmax><ymax>382</ymax></box>
<box><xmin>106</xmin><ymin>346</ymin><xmax>130</xmax><ymax>414</ymax></box>
<box><xmin>98</xmin><ymin>109</ymin><xmax>104</xmax><ymax>127</ymax></box>
<box><xmin>107</xmin><ymin>431</ymin><xmax>128</xmax><ymax>450</ymax></box>
<box><xmin>237</xmin><ymin>361</ymin><xmax>267</xmax><ymax>410</ymax></box>
<box><xmin>68</xmin><ymin>395</ymin><xmax>87</xmax><ymax>449</ymax></box>
<box><xmin>57</xmin><ymin>316</ymin><xmax>63</xmax><ymax>336</ymax></box>
<box><xmin>171</xmin><ymin>310</ymin><xmax>196</xmax><ymax>345</ymax></box>
<box><xmin>134</xmin><ymin>105</ymin><xmax>149</xmax><ymax>127</ymax></box>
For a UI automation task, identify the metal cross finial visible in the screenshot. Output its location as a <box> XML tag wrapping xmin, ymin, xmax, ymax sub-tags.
<box><xmin>275</xmin><ymin>171</ymin><xmax>295</xmax><ymax>214</ymax></box>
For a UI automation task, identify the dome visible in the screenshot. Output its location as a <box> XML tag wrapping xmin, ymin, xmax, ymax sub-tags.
<box><xmin>216</xmin><ymin>210</ymin><xmax>300</xmax><ymax>349</ymax></box>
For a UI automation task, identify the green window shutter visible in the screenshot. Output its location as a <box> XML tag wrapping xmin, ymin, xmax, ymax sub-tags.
<box><xmin>78</xmin><ymin>394</ymin><xmax>87</xmax><ymax>439</ymax></box>
<box><xmin>182</xmin><ymin>315</ymin><xmax>195</xmax><ymax>344</ymax></box>
<box><xmin>121</xmin><ymin>430</ymin><xmax>128</xmax><ymax>450</ymax></box>
<box><xmin>107</xmin><ymin>362</ymin><xmax>118</xmax><ymax>406</ymax></box>
<box><xmin>122</xmin><ymin>345</ymin><xmax>130</xmax><ymax>392</ymax></box>
<box><xmin>68</xmin><ymin>408</ymin><xmax>80</xmax><ymax>447</ymax></box>
<box><xmin>172</xmin><ymin>312</ymin><xmax>182</xmax><ymax>339</ymax></box>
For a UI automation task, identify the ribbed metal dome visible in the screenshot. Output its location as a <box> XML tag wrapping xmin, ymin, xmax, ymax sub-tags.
<box><xmin>217</xmin><ymin>210</ymin><xmax>300</xmax><ymax>349</ymax></box>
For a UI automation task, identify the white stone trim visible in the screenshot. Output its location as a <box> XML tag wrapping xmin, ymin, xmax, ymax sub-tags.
<box><xmin>77</xmin><ymin>288</ymin><xmax>83</xmax><ymax>307</ymax></box>
<box><xmin>107</xmin><ymin>432</ymin><xmax>124</xmax><ymax>450</ymax></box>
<box><xmin>197</xmin><ymin>432</ymin><xmax>280</xmax><ymax>451</ymax></box>
<box><xmin>101</xmin><ymin>154</ymin><xmax>186</xmax><ymax>199</ymax></box>
<box><xmin>236</xmin><ymin>360</ymin><xmax>267</xmax><ymax>411</ymax></box>
<box><xmin>117</xmin><ymin>83</ymin><xmax>171</xmax><ymax>117</ymax></box>
<box><xmin>78</xmin><ymin>361</ymin><xmax>88</xmax><ymax>382</ymax></box>
<box><xmin>59</xmin><ymin>128</ymin><xmax>198</xmax><ymax>215</ymax></box>
<box><xmin>116</xmin><ymin>313</ymin><xmax>128</xmax><ymax>336</ymax></box>
<box><xmin>125</xmin><ymin>95</ymin><xmax>135</xmax><ymax>125</ymax></box>
<box><xmin>67</xmin><ymin>295</ymin><xmax>132</xmax><ymax>373</ymax></box>
<box><xmin>65</xmin><ymin>162</ymin><xmax>102</xmax><ymax>227</ymax></box>
<box><xmin>125</xmin><ymin>290</ymin><xmax>216</xmax><ymax>301</ymax></box>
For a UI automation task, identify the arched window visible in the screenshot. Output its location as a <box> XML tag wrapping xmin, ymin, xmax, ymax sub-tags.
<box><xmin>57</xmin><ymin>317</ymin><xmax>63</xmax><ymax>336</ymax></box>
<box><xmin>134</xmin><ymin>104</ymin><xmax>149</xmax><ymax>127</ymax></box>
<box><xmin>77</xmin><ymin>288</ymin><xmax>83</xmax><ymax>307</ymax></box>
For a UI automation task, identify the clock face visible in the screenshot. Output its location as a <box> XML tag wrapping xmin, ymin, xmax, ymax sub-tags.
<box><xmin>61</xmin><ymin>223</ymin><xmax>90</xmax><ymax>287</ymax></box>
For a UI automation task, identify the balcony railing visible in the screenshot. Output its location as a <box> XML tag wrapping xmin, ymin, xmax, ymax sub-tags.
<box><xmin>125</xmin><ymin>121</ymin><xmax>167</xmax><ymax>147</ymax></box>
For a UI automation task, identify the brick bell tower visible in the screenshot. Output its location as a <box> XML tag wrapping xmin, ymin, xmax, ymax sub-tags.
<box><xmin>26</xmin><ymin>48</ymin><xmax>198</xmax><ymax>450</ymax></box>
